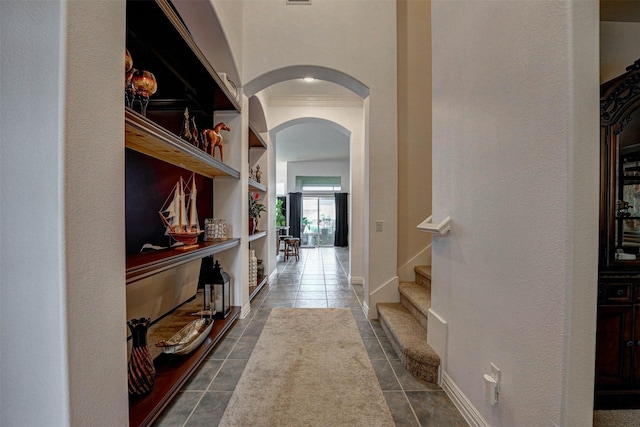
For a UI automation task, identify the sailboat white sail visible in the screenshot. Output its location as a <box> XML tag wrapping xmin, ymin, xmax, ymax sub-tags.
<box><xmin>189</xmin><ymin>177</ymin><xmax>198</xmax><ymax>230</ymax></box>
<box><xmin>159</xmin><ymin>173</ymin><xmax>202</xmax><ymax>245</ymax></box>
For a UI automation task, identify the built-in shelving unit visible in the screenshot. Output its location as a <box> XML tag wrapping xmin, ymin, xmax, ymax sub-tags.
<box><xmin>248</xmin><ymin>178</ymin><xmax>266</xmax><ymax>192</ymax></box>
<box><xmin>250</xmin><ymin>276</ymin><xmax>268</xmax><ymax>300</ymax></box>
<box><xmin>247</xmin><ymin>122</ymin><xmax>269</xmax><ymax>302</ymax></box>
<box><xmin>129</xmin><ymin>304</ymin><xmax>240</xmax><ymax>427</ymax></box>
<box><xmin>249</xmin><ymin>124</ymin><xmax>267</xmax><ymax>148</ymax></box>
<box><xmin>125</xmin><ymin>0</ymin><xmax>248</xmax><ymax>425</ymax></box>
<box><xmin>125</xmin><ymin>110</ymin><xmax>240</xmax><ymax>179</ymax></box>
<box><xmin>248</xmin><ymin>230</ymin><xmax>268</xmax><ymax>243</ymax></box>
<box><xmin>126</xmin><ymin>238</ymin><xmax>240</xmax><ymax>285</ymax></box>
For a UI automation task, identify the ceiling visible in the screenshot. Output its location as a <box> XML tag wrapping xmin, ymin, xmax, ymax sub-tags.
<box><xmin>258</xmin><ymin>79</ymin><xmax>362</xmax><ymax>163</ymax></box>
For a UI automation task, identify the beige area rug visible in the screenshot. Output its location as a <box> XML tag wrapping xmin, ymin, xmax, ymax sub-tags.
<box><xmin>594</xmin><ymin>410</ymin><xmax>640</xmax><ymax>427</ymax></box>
<box><xmin>218</xmin><ymin>308</ymin><xmax>395</xmax><ymax>427</ymax></box>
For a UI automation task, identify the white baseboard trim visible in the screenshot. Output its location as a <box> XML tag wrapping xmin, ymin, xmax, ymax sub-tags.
<box><xmin>362</xmin><ymin>301</ymin><xmax>369</xmax><ymax>318</ymax></box>
<box><xmin>442</xmin><ymin>371</ymin><xmax>489</xmax><ymax>427</ymax></box>
<box><xmin>427</xmin><ymin>308</ymin><xmax>447</xmax><ymax>368</ymax></box>
<box><xmin>350</xmin><ymin>275</ymin><xmax>364</xmax><ymax>285</ymax></box>
<box><xmin>240</xmin><ymin>302</ymin><xmax>251</xmax><ymax>319</ymax></box>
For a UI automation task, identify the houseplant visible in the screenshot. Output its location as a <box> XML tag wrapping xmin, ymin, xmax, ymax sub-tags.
<box><xmin>249</xmin><ymin>193</ymin><xmax>266</xmax><ymax>234</ymax></box>
<box><xmin>275</xmin><ymin>198</ymin><xmax>286</xmax><ymax>227</ymax></box>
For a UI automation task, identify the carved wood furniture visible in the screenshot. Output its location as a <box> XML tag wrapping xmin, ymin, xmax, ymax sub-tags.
<box><xmin>596</xmin><ymin>58</ymin><xmax>640</xmax><ymax>409</ymax></box>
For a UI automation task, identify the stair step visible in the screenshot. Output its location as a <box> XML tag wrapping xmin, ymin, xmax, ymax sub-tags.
<box><xmin>399</xmin><ymin>281</ymin><xmax>430</xmax><ymax>330</ymax></box>
<box><xmin>414</xmin><ymin>265</ymin><xmax>431</xmax><ymax>290</ymax></box>
<box><xmin>377</xmin><ymin>302</ymin><xmax>440</xmax><ymax>383</ymax></box>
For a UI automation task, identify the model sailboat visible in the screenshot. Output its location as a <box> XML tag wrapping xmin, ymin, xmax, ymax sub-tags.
<box><xmin>159</xmin><ymin>173</ymin><xmax>203</xmax><ymax>246</ymax></box>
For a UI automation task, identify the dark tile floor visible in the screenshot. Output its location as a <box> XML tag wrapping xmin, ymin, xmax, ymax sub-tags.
<box><xmin>153</xmin><ymin>247</ymin><xmax>467</xmax><ymax>426</ymax></box>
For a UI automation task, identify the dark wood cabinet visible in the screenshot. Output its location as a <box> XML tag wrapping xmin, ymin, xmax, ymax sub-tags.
<box><xmin>596</xmin><ymin>59</ymin><xmax>640</xmax><ymax>409</ymax></box>
<box><xmin>595</xmin><ymin>299</ymin><xmax>633</xmax><ymax>386</ymax></box>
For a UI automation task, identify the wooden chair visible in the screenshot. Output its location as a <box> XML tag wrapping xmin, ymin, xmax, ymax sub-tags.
<box><xmin>278</xmin><ymin>234</ymin><xmax>293</xmax><ymax>255</ymax></box>
<box><xmin>283</xmin><ymin>237</ymin><xmax>300</xmax><ymax>261</ymax></box>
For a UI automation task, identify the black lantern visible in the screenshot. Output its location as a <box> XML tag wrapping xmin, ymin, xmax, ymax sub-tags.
<box><xmin>208</xmin><ymin>259</ymin><xmax>230</xmax><ymax>319</ymax></box>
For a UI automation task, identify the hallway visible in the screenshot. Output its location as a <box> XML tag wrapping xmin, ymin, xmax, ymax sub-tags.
<box><xmin>153</xmin><ymin>248</ymin><xmax>466</xmax><ymax>426</ymax></box>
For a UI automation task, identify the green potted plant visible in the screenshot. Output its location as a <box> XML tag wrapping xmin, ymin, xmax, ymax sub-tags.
<box><xmin>301</xmin><ymin>216</ymin><xmax>311</xmax><ymax>234</ymax></box>
<box><xmin>275</xmin><ymin>198</ymin><xmax>286</xmax><ymax>227</ymax></box>
<box><xmin>249</xmin><ymin>193</ymin><xmax>266</xmax><ymax>234</ymax></box>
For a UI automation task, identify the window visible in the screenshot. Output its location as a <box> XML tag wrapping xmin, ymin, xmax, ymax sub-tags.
<box><xmin>295</xmin><ymin>176</ymin><xmax>341</xmax><ymax>192</ymax></box>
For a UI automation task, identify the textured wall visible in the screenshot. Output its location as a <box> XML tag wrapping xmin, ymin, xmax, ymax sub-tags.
<box><xmin>396</xmin><ymin>0</ymin><xmax>433</xmax><ymax>280</ymax></box>
<box><xmin>0</xmin><ymin>0</ymin><xmax>128</xmax><ymax>425</ymax></box>
<box><xmin>431</xmin><ymin>0</ymin><xmax>599</xmax><ymax>425</ymax></box>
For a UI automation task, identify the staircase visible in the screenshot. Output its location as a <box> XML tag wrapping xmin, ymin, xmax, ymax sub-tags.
<box><xmin>377</xmin><ymin>266</ymin><xmax>440</xmax><ymax>383</ymax></box>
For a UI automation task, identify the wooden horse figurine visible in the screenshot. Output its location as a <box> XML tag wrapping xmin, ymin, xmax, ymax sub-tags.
<box><xmin>201</xmin><ymin>122</ymin><xmax>230</xmax><ymax>162</ymax></box>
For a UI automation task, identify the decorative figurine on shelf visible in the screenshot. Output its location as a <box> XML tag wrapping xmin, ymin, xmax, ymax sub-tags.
<box><xmin>159</xmin><ymin>173</ymin><xmax>203</xmax><ymax>248</ymax></box>
<box><xmin>127</xmin><ymin>318</ymin><xmax>155</xmax><ymax>395</ymax></box>
<box><xmin>131</xmin><ymin>69</ymin><xmax>157</xmax><ymax>116</ymax></box>
<box><xmin>201</xmin><ymin>122</ymin><xmax>230</xmax><ymax>162</ymax></box>
<box><xmin>255</xmin><ymin>165</ymin><xmax>262</xmax><ymax>183</ymax></box>
<box><xmin>249</xmin><ymin>192</ymin><xmax>266</xmax><ymax>235</ymax></box>
<box><xmin>204</xmin><ymin>218</ymin><xmax>227</xmax><ymax>241</ymax></box>
<box><xmin>125</xmin><ymin>49</ymin><xmax>135</xmax><ymax>108</ymax></box>
<box><xmin>180</xmin><ymin>108</ymin><xmax>193</xmax><ymax>143</ymax></box>
<box><xmin>249</xmin><ymin>167</ymin><xmax>254</xmax><ymax>181</ymax></box>
<box><xmin>617</xmin><ymin>200</ymin><xmax>633</xmax><ymax>218</ymax></box>
<box><xmin>191</xmin><ymin>116</ymin><xmax>201</xmax><ymax>148</ymax></box>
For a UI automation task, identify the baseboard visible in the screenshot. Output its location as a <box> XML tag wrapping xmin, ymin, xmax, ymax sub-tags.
<box><xmin>362</xmin><ymin>301</ymin><xmax>369</xmax><ymax>318</ymax></box>
<box><xmin>442</xmin><ymin>371</ymin><xmax>489</xmax><ymax>427</ymax></box>
<box><xmin>350</xmin><ymin>275</ymin><xmax>364</xmax><ymax>285</ymax></box>
<box><xmin>240</xmin><ymin>301</ymin><xmax>251</xmax><ymax>319</ymax></box>
<box><xmin>427</xmin><ymin>308</ymin><xmax>447</xmax><ymax>372</ymax></box>
<box><xmin>397</xmin><ymin>244</ymin><xmax>432</xmax><ymax>282</ymax></box>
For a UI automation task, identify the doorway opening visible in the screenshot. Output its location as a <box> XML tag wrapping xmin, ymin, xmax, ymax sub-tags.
<box><xmin>301</xmin><ymin>195</ymin><xmax>336</xmax><ymax>247</ymax></box>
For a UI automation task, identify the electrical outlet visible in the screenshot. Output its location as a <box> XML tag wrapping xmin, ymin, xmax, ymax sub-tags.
<box><xmin>376</xmin><ymin>221</ymin><xmax>383</xmax><ymax>232</ymax></box>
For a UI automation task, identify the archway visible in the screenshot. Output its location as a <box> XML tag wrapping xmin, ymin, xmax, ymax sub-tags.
<box><xmin>246</xmin><ymin>66</ymin><xmax>369</xmax><ymax>290</ymax></box>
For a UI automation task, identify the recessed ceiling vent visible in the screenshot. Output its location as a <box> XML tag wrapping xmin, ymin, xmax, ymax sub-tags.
<box><xmin>287</xmin><ymin>0</ymin><xmax>311</xmax><ymax>5</ymax></box>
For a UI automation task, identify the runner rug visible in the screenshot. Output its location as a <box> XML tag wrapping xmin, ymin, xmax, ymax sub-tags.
<box><xmin>218</xmin><ymin>308</ymin><xmax>395</xmax><ymax>427</ymax></box>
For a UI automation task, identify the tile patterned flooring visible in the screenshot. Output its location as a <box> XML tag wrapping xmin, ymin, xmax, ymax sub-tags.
<box><xmin>153</xmin><ymin>247</ymin><xmax>467</xmax><ymax>426</ymax></box>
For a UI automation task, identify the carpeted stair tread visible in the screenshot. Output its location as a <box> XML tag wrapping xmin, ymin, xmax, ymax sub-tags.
<box><xmin>377</xmin><ymin>302</ymin><xmax>440</xmax><ymax>383</ymax></box>
<box><xmin>414</xmin><ymin>265</ymin><xmax>431</xmax><ymax>289</ymax></box>
<box><xmin>414</xmin><ymin>265</ymin><xmax>431</xmax><ymax>280</ymax></box>
<box><xmin>399</xmin><ymin>281</ymin><xmax>430</xmax><ymax>329</ymax></box>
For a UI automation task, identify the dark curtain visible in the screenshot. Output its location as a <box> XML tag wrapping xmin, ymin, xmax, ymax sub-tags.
<box><xmin>289</xmin><ymin>192</ymin><xmax>302</xmax><ymax>239</ymax></box>
<box><xmin>334</xmin><ymin>193</ymin><xmax>349</xmax><ymax>247</ymax></box>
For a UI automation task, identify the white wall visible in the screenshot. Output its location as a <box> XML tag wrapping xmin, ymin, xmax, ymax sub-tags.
<box><xmin>241</xmin><ymin>0</ymin><xmax>397</xmax><ymax>316</ymax></box>
<box><xmin>397</xmin><ymin>0</ymin><xmax>432</xmax><ymax>280</ymax></box>
<box><xmin>1</xmin><ymin>1</ymin><xmax>128</xmax><ymax>425</ymax></box>
<box><xmin>430</xmin><ymin>1</ymin><xmax>599</xmax><ymax>426</ymax></box>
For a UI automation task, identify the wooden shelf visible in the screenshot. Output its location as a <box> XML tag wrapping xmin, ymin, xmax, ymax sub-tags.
<box><xmin>248</xmin><ymin>179</ymin><xmax>266</xmax><ymax>192</ymax></box>
<box><xmin>125</xmin><ymin>109</ymin><xmax>240</xmax><ymax>180</ymax></box>
<box><xmin>249</xmin><ymin>276</ymin><xmax>269</xmax><ymax>301</ymax></box>
<box><xmin>126</xmin><ymin>238</ymin><xmax>240</xmax><ymax>284</ymax></box>
<box><xmin>248</xmin><ymin>230</ymin><xmax>267</xmax><ymax>243</ymax></box>
<box><xmin>249</xmin><ymin>125</ymin><xmax>267</xmax><ymax>149</ymax></box>
<box><xmin>127</xmin><ymin>0</ymin><xmax>240</xmax><ymax>114</ymax></box>
<box><xmin>129</xmin><ymin>305</ymin><xmax>240</xmax><ymax>427</ymax></box>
